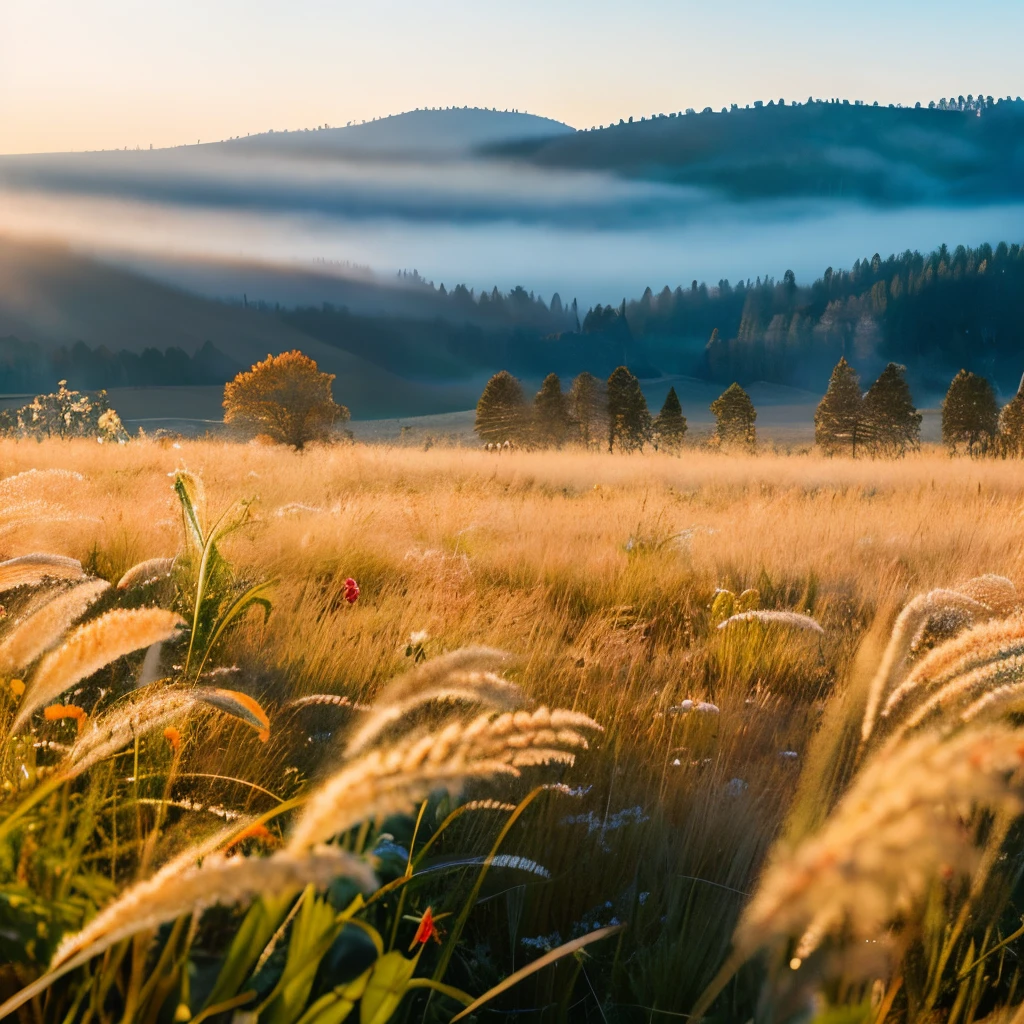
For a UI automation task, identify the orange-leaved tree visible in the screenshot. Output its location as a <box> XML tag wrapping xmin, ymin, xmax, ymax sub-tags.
<box><xmin>223</xmin><ymin>350</ymin><xmax>349</xmax><ymax>449</ymax></box>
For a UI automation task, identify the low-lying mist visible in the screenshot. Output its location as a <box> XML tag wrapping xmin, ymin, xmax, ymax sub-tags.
<box><xmin>2</xmin><ymin>146</ymin><xmax>1023</xmax><ymax>307</ymax></box>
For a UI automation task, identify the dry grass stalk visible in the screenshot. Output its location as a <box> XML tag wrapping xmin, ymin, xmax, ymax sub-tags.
<box><xmin>51</xmin><ymin>843</ymin><xmax>375</xmax><ymax>968</ymax></box>
<box><xmin>345</xmin><ymin>669</ymin><xmax>523</xmax><ymax>756</ymax></box>
<box><xmin>883</xmin><ymin>614</ymin><xmax>1024</xmax><ymax>719</ymax></box>
<box><xmin>955</xmin><ymin>574</ymin><xmax>1019</xmax><ymax>615</ymax></box>
<box><xmin>0</xmin><ymin>553</ymin><xmax>84</xmax><ymax>596</ymax></box>
<box><xmin>0</xmin><ymin>578</ymin><xmax>109</xmax><ymax>676</ymax></box>
<box><xmin>861</xmin><ymin>589</ymin><xmax>995</xmax><ymax>744</ymax></box>
<box><xmin>12</xmin><ymin>608</ymin><xmax>184</xmax><ymax>734</ymax></box>
<box><xmin>716</xmin><ymin>610</ymin><xmax>823</xmax><ymax>633</ymax></box>
<box><xmin>735</xmin><ymin>724</ymin><xmax>1024</xmax><ymax>966</ymax></box>
<box><xmin>116</xmin><ymin>557</ymin><xmax>176</xmax><ymax>590</ymax></box>
<box><xmin>286</xmin><ymin>693</ymin><xmax>372</xmax><ymax>711</ymax></box>
<box><xmin>891</xmin><ymin>654</ymin><xmax>1024</xmax><ymax>738</ymax></box>
<box><xmin>343</xmin><ymin>646</ymin><xmax>514</xmax><ymax>755</ymax></box>
<box><xmin>291</xmin><ymin>707</ymin><xmax>600</xmax><ymax>851</ymax></box>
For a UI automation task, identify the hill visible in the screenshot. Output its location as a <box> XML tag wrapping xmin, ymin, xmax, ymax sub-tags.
<box><xmin>491</xmin><ymin>98</ymin><xmax>1024</xmax><ymax>205</ymax></box>
<box><xmin>0</xmin><ymin>238</ymin><xmax>487</xmax><ymax>418</ymax></box>
<box><xmin>205</xmin><ymin>107</ymin><xmax>574</xmax><ymax>159</ymax></box>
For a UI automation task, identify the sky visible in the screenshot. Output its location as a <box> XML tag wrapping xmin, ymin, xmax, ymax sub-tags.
<box><xmin>2</xmin><ymin>0</ymin><xmax>1024</xmax><ymax>155</ymax></box>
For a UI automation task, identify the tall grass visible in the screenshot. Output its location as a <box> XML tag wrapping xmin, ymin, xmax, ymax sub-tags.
<box><xmin>2</xmin><ymin>441</ymin><xmax>1024</xmax><ymax>1022</ymax></box>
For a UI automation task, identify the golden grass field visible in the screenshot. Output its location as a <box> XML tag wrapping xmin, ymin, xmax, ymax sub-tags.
<box><xmin>5</xmin><ymin>439</ymin><xmax>1024</xmax><ymax>1022</ymax></box>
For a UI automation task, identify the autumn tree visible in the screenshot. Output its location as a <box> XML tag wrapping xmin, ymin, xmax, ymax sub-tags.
<box><xmin>475</xmin><ymin>370</ymin><xmax>527</xmax><ymax>444</ymax></box>
<box><xmin>862</xmin><ymin>362</ymin><xmax>921</xmax><ymax>456</ymax></box>
<box><xmin>998</xmin><ymin>375</ymin><xmax>1024</xmax><ymax>457</ymax></box>
<box><xmin>815</xmin><ymin>357</ymin><xmax>864</xmax><ymax>456</ymax></box>
<box><xmin>942</xmin><ymin>369</ymin><xmax>999</xmax><ymax>456</ymax></box>
<box><xmin>223</xmin><ymin>351</ymin><xmax>348</xmax><ymax>450</ymax></box>
<box><xmin>567</xmin><ymin>372</ymin><xmax>607</xmax><ymax>449</ymax></box>
<box><xmin>532</xmin><ymin>373</ymin><xmax>570</xmax><ymax>447</ymax></box>
<box><xmin>606</xmin><ymin>366</ymin><xmax>651</xmax><ymax>452</ymax></box>
<box><xmin>653</xmin><ymin>386</ymin><xmax>687</xmax><ymax>452</ymax></box>
<box><xmin>710</xmin><ymin>382</ymin><xmax>757</xmax><ymax>448</ymax></box>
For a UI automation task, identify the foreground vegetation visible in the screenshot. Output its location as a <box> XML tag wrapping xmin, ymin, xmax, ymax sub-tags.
<box><xmin>4</xmin><ymin>440</ymin><xmax>1024</xmax><ymax>1023</ymax></box>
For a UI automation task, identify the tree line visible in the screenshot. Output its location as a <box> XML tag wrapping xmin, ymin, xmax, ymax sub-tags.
<box><xmin>475</xmin><ymin>368</ymin><xmax>756</xmax><ymax>453</ymax></box>
<box><xmin>0</xmin><ymin>337</ymin><xmax>240</xmax><ymax>393</ymax></box>
<box><xmin>476</xmin><ymin>359</ymin><xmax>1024</xmax><ymax>457</ymax></box>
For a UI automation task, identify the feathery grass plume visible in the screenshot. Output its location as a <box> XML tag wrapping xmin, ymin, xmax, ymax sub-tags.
<box><xmin>11</xmin><ymin>608</ymin><xmax>184</xmax><ymax>734</ymax></box>
<box><xmin>955</xmin><ymin>573</ymin><xmax>1018</xmax><ymax>614</ymax></box>
<box><xmin>286</xmin><ymin>693</ymin><xmax>372</xmax><ymax>711</ymax></box>
<box><xmin>717</xmin><ymin>610</ymin><xmax>823</xmax><ymax>633</ymax></box>
<box><xmin>883</xmin><ymin>614</ymin><xmax>1024</xmax><ymax>719</ymax></box>
<box><xmin>889</xmin><ymin>653</ymin><xmax>1024</xmax><ymax>738</ymax></box>
<box><xmin>860</xmin><ymin>589</ymin><xmax>995</xmax><ymax>744</ymax></box>
<box><xmin>290</xmin><ymin>707</ymin><xmax>600</xmax><ymax>851</ymax></box>
<box><xmin>62</xmin><ymin>685</ymin><xmax>271</xmax><ymax>778</ymax></box>
<box><xmin>343</xmin><ymin>646</ymin><xmax>515</xmax><ymax>756</ymax></box>
<box><xmin>731</xmin><ymin>724</ymin><xmax>1024</xmax><ymax>971</ymax></box>
<box><xmin>0</xmin><ymin>468</ymin><xmax>84</xmax><ymax>496</ymax></box>
<box><xmin>49</xmin><ymin>843</ymin><xmax>375</xmax><ymax>969</ymax></box>
<box><xmin>0</xmin><ymin>553</ymin><xmax>84</xmax><ymax>596</ymax></box>
<box><xmin>116</xmin><ymin>557</ymin><xmax>176</xmax><ymax>590</ymax></box>
<box><xmin>0</xmin><ymin>578</ymin><xmax>109</xmax><ymax>676</ymax></box>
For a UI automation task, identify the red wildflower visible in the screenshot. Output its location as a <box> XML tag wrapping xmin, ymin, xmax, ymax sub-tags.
<box><xmin>343</xmin><ymin>578</ymin><xmax>360</xmax><ymax>604</ymax></box>
<box><xmin>409</xmin><ymin>906</ymin><xmax>440</xmax><ymax>950</ymax></box>
<box><xmin>163</xmin><ymin>726</ymin><xmax>182</xmax><ymax>753</ymax></box>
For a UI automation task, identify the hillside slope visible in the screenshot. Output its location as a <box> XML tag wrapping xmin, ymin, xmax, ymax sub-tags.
<box><xmin>0</xmin><ymin>239</ymin><xmax>485</xmax><ymax>417</ymax></box>
<box><xmin>492</xmin><ymin>100</ymin><xmax>1024</xmax><ymax>204</ymax></box>
<box><xmin>205</xmin><ymin>108</ymin><xmax>574</xmax><ymax>158</ymax></box>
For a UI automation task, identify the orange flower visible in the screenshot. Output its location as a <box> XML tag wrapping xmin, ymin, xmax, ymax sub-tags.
<box><xmin>224</xmin><ymin>822</ymin><xmax>278</xmax><ymax>852</ymax></box>
<box><xmin>409</xmin><ymin>907</ymin><xmax>443</xmax><ymax>950</ymax></box>
<box><xmin>44</xmin><ymin>704</ymin><xmax>87</xmax><ymax>734</ymax></box>
<box><xmin>163</xmin><ymin>727</ymin><xmax>182</xmax><ymax>753</ymax></box>
<box><xmin>9</xmin><ymin>679</ymin><xmax>25</xmax><ymax>698</ymax></box>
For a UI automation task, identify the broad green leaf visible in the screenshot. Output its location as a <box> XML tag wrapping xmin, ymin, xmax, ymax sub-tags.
<box><xmin>204</xmin><ymin>892</ymin><xmax>297</xmax><ymax>1007</ymax></box>
<box><xmin>359</xmin><ymin>951</ymin><xmax>419</xmax><ymax>1024</ymax></box>
<box><xmin>294</xmin><ymin>969</ymin><xmax>372</xmax><ymax>1024</ymax></box>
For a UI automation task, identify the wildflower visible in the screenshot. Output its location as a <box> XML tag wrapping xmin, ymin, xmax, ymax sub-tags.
<box><xmin>224</xmin><ymin>823</ymin><xmax>278</xmax><ymax>851</ymax></box>
<box><xmin>9</xmin><ymin>678</ymin><xmax>24</xmax><ymax>697</ymax></box>
<box><xmin>343</xmin><ymin>578</ymin><xmax>360</xmax><ymax>604</ymax></box>
<box><xmin>409</xmin><ymin>906</ymin><xmax>444</xmax><ymax>949</ymax></box>
<box><xmin>164</xmin><ymin>727</ymin><xmax>182</xmax><ymax>753</ymax></box>
<box><xmin>44</xmin><ymin>703</ymin><xmax>88</xmax><ymax>734</ymax></box>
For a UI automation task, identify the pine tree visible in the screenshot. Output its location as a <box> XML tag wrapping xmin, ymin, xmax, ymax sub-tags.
<box><xmin>862</xmin><ymin>363</ymin><xmax>921</xmax><ymax>456</ymax></box>
<box><xmin>474</xmin><ymin>370</ymin><xmax>527</xmax><ymax>445</ymax></box>
<box><xmin>998</xmin><ymin>374</ymin><xmax>1024</xmax><ymax>458</ymax></box>
<box><xmin>653</xmin><ymin>387</ymin><xmax>687</xmax><ymax>452</ymax></box>
<box><xmin>710</xmin><ymin>382</ymin><xmax>757</xmax><ymax>448</ymax></box>
<box><xmin>942</xmin><ymin>369</ymin><xmax>999</xmax><ymax>456</ymax></box>
<box><xmin>567</xmin><ymin>372</ymin><xmax>607</xmax><ymax>449</ymax></box>
<box><xmin>606</xmin><ymin>366</ymin><xmax>651</xmax><ymax>452</ymax></box>
<box><xmin>532</xmin><ymin>373</ymin><xmax>570</xmax><ymax>448</ymax></box>
<box><xmin>815</xmin><ymin>357</ymin><xmax>864</xmax><ymax>456</ymax></box>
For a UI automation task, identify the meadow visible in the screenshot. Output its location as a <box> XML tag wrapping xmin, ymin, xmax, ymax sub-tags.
<box><xmin>3</xmin><ymin>439</ymin><xmax>1024</xmax><ymax>1024</ymax></box>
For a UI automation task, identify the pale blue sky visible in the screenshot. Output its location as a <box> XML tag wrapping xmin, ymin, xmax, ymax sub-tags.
<box><xmin>2</xmin><ymin>0</ymin><xmax>1022</xmax><ymax>154</ymax></box>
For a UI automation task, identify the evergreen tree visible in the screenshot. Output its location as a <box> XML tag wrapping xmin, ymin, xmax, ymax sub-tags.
<box><xmin>474</xmin><ymin>370</ymin><xmax>527</xmax><ymax>445</ymax></box>
<box><xmin>606</xmin><ymin>366</ymin><xmax>651</xmax><ymax>452</ymax></box>
<box><xmin>567</xmin><ymin>371</ymin><xmax>607</xmax><ymax>448</ymax></box>
<box><xmin>998</xmin><ymin>374</ymin><xmax>1024</xmax><ymax>458</ymax></box>
<box><xmin>815</xmin><ymin>357</ymin><xmax>864</xmax><ymax>456</ymax></box>
<box><xmin>862</xmin><ymin>363</ymin><xmax>921</xmax><ymax>457</ymax></box>
<box><xmin>532</xmin><ymin>372</ymin><xmax>570</xmax><ymax>448</ymax></box>
<box><xmin>710</xmin><ymin>382</ymin><xmax>757</xmax><ymax>448</ymax></box>
<box><xmin>653</xmin><ymin>386</ymin><xmax>687</xmax><ymax>452</ymax></box>
<box><xmin>942</xmin><ymin>369</ymin><xmax>999</xmax><ymax>456</ymax></box>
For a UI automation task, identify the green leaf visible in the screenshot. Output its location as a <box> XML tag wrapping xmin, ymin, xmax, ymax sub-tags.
<box><xmin>359</xmin><ymin>951</ymin><xmax>419</xmax><ymax>1024</ymax></box>
<box><xmin>294</xmin><ymin>969</ymin><xmax>372</xmax><ymax>1024</ymax></box>
<box><xmin>204</xmin><ymin>892</ymin><xmax>297</xmax><ymax>1007</ymax></box>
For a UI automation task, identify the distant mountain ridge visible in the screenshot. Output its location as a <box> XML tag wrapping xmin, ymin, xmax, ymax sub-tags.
<box><xmin>192</xmin><ymin>108</ymin><xmax>574</xmax><ymax>159</ymax></box>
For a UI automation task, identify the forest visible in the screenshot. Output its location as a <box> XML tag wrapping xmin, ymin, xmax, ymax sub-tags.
<box><xmin>1</xmin><ymin>240</ymin><xmax>1022</xmax><ymax>403</ymax></box>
